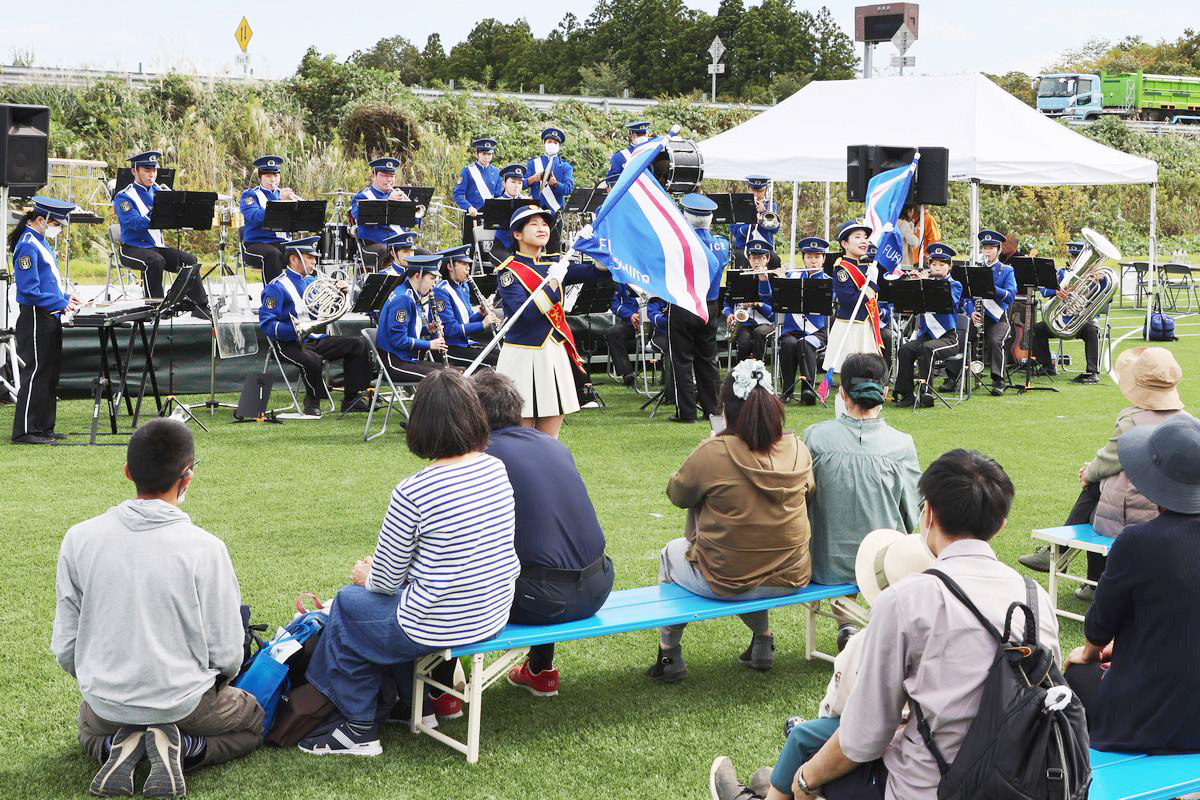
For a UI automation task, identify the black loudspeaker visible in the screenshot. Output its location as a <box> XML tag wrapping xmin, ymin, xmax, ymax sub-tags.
<box><xmin>0</xmin><ymin>104</ymin><xmax>50</xmax><ymax>198</ymax></box>
<box><xmin>845</xmin><ymin>145</ymin><xmax>949</xmax><ymax>206</ymax></box>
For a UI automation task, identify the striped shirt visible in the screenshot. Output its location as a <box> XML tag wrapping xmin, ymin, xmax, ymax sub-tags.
<box><xmin>367</xmin><ymin>453</ymin><xmax>519</xmax><ymax>647</ymax></box>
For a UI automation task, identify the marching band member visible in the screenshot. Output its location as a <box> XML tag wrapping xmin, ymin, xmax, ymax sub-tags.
<box><xmin>239</xmin><ymin>155</ymin><xmax>295</xmax><ymax>283</ymax></box>
<box><xmin>604</xmin><ymin>121</ymin><xmax>651</xmax><ymax>187</ymax></box>
<box><xmin>729</xmin><ymin>175</ymin><xmax>780</xmax><ymax>269</ymax></box>
<box><xmin>646</xmin><ymin>297</ymin><xmax>673</xmax><ymax>398</ymax></box>
<box><xmin>379</xmin><ymin>230</ymin><xmax>418</xmax><ymax>277</ymax></box>
<box><xmin>525</xmin><ymin>127</ymin><xmax>574</xmax><ymax>252</ymax></box>
<box><xmin>722</xmin><ymin>242</ymin><xmax>774</xmax><ymax>364</ymax></box>
<box><xmin>946</xmin><ymin>229</ymin><xmax>1016</xmax><ymax>396</ymax></box>
<box><xmin>606</xmin><ymin>283</ymin><xmax>643</xmax><ymax>388</ymax></box>
<box><xmin>1031</xmin><ymin>240</ymin><xmax>1101</xmax><ymax>384</ymax></box>
<box><xmin>892</xmin><ymin>243</ymin><xmax>963</xmax><ymax>408</ymax></box>
<box><xmin>778</xmin><ymin>237</ymin><xmax>830</xmax><ymax>405</ymax></box>
<box><xmin>822</xmin><ymin>220</ymin><xmax>881</xmax><ymax>373</ymax></box>
<box><xmin>491</xmin><ymin>164</ymin><xmax>531</xmax><ymax>262</ymax></box>
<box><xmin>113</xmin><ymin>151</ymin><xmax>210</xmax><ymax>318</ymax></box>
<box><xmin>259</xmin><ymin>237</ymin><xmax>371</xmax><ymax>416</ymax></box>
<box><xmin>434</xmin><ymin>245</ymin><xmax>500</xmax><ymax>369</ymax></box>
<box><xmin>350</xmin><ymin>157</ymin><xmax>409</xmax><ymax>270</ymax></box>
<box><xmin>452</xmin><ymin>138</ymin><xmax>502</xmax><ymax>245</ymax></box>
<box><xmin>667</xmin><ymin>194</ymin><xmax>728</xmax><ymax>424</ymax></box>
<box><xmin>376</xmin><ymin>254</ymin><xmax>449</xmax><ymax>383</ymax></box>
<box><xmin>495</xmin><ymin>205</ymin><xmax>609</xmax><ymax>439</ymax></box>
<box><xmin>9</xmin><ymin>196</ymin><xmax>79</xmax><ymax>445</ymax></box>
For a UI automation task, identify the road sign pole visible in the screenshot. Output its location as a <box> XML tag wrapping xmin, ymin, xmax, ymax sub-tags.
<box><xmin>712</xmin><ymin>72</ymin><xmax>717</xmax><ymax>104</ymax></box>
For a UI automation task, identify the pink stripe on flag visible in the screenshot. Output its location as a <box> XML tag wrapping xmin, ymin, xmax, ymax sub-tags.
<box><xmin>632</xmin><ymin>177</ymin><xmax>704</xmax><ymax>314</ymax></box>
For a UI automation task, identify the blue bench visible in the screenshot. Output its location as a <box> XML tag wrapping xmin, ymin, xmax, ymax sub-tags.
<box><xmin>1031</xmin><ymin>523</ymin><xmax>1114</xmax><ymax>622</ymax></box>
<box><xmin>1090</xmin><ymin>749</ymin><xmax>1200</xmax><ymax>800</ymax></box>
<box><xmin>409</xmin><ymin>580</ymin><xmax>858</xmax><ymax>762</ymax></box>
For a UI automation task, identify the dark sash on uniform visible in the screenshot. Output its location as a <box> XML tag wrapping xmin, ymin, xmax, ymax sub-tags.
<box><xmin>840</xmin><ymin>257</ymin><xmax>883</xmax><ymax>348</ymax></box>
<box><xmin>504</xmin><ymin>257</ymin><xmax>585</xmax><ymax>375</ymax></box>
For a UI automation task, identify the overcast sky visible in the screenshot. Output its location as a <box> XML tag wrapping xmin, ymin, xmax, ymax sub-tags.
<box><xmin>2</xmin><ymin>0</ymin><xmax>1194</xmax><ymax>83</ymax></box>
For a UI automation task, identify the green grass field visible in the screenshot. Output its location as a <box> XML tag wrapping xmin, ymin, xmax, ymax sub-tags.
<box><xmin>1</xmin><ymin>307</ymin><xmax>1196</xmax><ymax>799</ymax></box>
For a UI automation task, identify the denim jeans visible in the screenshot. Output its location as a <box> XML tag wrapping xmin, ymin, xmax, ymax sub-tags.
<box><xmin>771</xmin><ymin>716</ymin><xmax>841</xmax><ymax>793</ymax></box>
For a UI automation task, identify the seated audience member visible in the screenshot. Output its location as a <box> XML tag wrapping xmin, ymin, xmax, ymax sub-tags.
<box><xmin>467</xmin><ymin>370</ymin><xmax>614</xmax><ymax>696</ymax></box>
<box><xmin>707</xmin><ymin>529</ymin><xmax>935</xmax><ymax>800</ymax></box>
<box><xmin>52</xmin><ymin>419</ymin><xmax>261</xmax><ymax>799</ymax></box>
<box><xmin>1064</xmin><ymin>413</ymin><xmax>1200</xmax><ymax>754</ymax></box>
<box><xmin>803</xmin><ymin>353</ymin><xmax>921</xmax><ymax>648</ymax></box>
<box><xmin>649</xmin><ymin>360</ymin><xmax>815</xmax><ymax>682</ymax></box>
<box><xmin>711</xmin><ymin>449</ymin><xmax>1060</xmax><ymax>800</ymax></box>
<box><xmin>1019</xmin><ymin>346</ymin><xmax>1185</xmax><ymax>599</ymax></box>
<box><xmin>298</xmin><ymin>370</ymin><xmax>520</xmax><ymax>756</ymax></box>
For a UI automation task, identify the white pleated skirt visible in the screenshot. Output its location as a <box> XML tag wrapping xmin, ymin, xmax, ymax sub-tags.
<box><xmin>497</xmin><ymin>339</ymin><xmax>581</xmax><ymax>418</ymax></box>
<box><xmin>823</xmin><ymin>319</ymin><xmax>881</xmax><ymax>372</ymax></box>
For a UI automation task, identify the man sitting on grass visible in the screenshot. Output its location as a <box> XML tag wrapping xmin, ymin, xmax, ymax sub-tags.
<box><xmin>52</xmin><ymin>419</ymin><xmax>262</xmax><ymax>798</ymax></box>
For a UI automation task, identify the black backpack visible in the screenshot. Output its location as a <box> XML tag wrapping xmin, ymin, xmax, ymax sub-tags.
<box><xmin>911</xmin><ymin>569</ymin><xmax>1091</xmax><ymax>800</ymax></box>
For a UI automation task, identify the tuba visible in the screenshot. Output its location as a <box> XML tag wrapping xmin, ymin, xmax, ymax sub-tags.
<box><xmin>1043</xmin><ymin>227</ymin><xmax>1120</xmax><ymax>338</ymax></box>
<box><xmin>293</xmin><ymin>275</ymin><xmax>350</xmax><ymax>339</ymax></box>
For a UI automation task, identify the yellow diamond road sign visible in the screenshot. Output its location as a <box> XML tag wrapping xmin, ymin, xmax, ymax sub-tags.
<box><xmin>235</xmin><ymin>17</ymin><xmax>253</xmax><ymax>53</ymax></box>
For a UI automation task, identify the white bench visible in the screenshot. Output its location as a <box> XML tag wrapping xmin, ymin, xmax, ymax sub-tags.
<box><xmin>1030</xmin><ymin>523</ymin><xmax>1114</xmax><ymax>622</ymax></box>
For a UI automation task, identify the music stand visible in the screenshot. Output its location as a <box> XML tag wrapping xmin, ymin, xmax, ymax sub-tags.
<box><xmin>726</xmin><ymin>271</ymin><xmax>765</xmax><ymax>305</ymax></box>
<box><xmin>353</xmin><ymin>273</ymin><xmax>404</xmax><ymax>315</ymax></box>
<box><xmin>564</xmin><ymin>279</ymin><xmax>617</xmax><ymax>408</ymax></box>
<box><xmin>880</xmin><ymin>279</ymin><xmax>956</xmax><ymax>409</ymax></box>
<box><xmin>947</xmin><ymin>265</ymin><xmax>997</xmax><ymax>401</ymax></box>
<box><xmin>357</xmin><ymin>200</ymin><xmax>421</xmax><ymax>229</ymax></box>
<box><xmin>398</xmin><ymin>186</ymin><xmax>435</xmax><ymax>208</ymax></box>
<box><xmin>705</xmin><ymin>193</ymin><xmax>757</xmax><ymax>226</ymax></box>
<box><xmin>564</xmin><ymin>189</ymin><xmax>604</xmax><ymax>215</ymax></box>
<box><xmin>147</xmin><ymin>190</ymin><xmax>217</xmax><ymax>231</ymax></box>
<box><xmin>821</xmin><ymin>253</ymin><xmax>841</xmax><ymax>278</ymax></box>
<box><xmin>1010</xmin><ymin>256</ymin><xmax>1061</xmax><ymax>395</ymax></box>
<box><xmin>769</xmin><ymin>276</ymin><xmax>833</xmax><ymax>400</ymax></box>
<box><xmin>232</xmin><ymin>373</ymin><xmax>282</xmax><ymax>424</ymax></box>
<box><xmin>481</xmin><ymin>198</ymin><xmax>526</xmax><ymax>230</ymax></box>
<box><xmin>262</xmin><ymin>200</ymin><xmax>327</xmax><ymax>233</ymax></box>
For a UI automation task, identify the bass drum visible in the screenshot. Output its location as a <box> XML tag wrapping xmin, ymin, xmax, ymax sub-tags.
<box><xmin>320</xmin><ymin>223</ymin><xmax>351</xmax><ymax>264</ymax></box>
<box><xmin>651</xmin><ymin>140</ymin><xmax>704</xmax><ymax>195</ymax></box>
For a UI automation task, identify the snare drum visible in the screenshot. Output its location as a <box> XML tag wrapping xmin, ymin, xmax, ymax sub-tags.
<box><xmin>651</xmin><ymin>140</ymin><xmax>705</xmax><ymax>195</ymax></box>
<box><xmin>320</xmin><ymin>223</ymin><xmax>351</xmax><ymax>263</ymax></box>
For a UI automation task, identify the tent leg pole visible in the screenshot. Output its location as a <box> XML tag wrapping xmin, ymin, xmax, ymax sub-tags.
<box><xmin>790</xmin><ymin>182</ymin><xmax>799</xmax><ymax>269</ymax></box>
<box><xmin>1145</xmin><ymin>183</ymin><xmax>1157</xmax><ymax>340</ymax></box>
<box><xmin>969</xmin><ymin>180</ymin><xmax>980</xmax><ymax>265</ymax></box>
<box><xmin>823</xmin><ymin>182</ymin><xmax>830</xmax><ymax>244</ymax></box>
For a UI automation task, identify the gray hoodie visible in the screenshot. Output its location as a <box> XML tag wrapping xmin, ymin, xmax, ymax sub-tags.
<box><xmin>51</xmin><ymin>499</ymin><xmax>244</xmax><ymax>725</ymax></box>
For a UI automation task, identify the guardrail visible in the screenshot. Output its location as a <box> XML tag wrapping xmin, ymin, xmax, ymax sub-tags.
<box><xmin>1064</xmin><ymin>118</ymin><xmax>1200</xmax><ymax>137</ymax></box>
<box><xmin>0</xmin><ymin>64</ymin><xmax>771</xmax><ymax>113</ymax></box>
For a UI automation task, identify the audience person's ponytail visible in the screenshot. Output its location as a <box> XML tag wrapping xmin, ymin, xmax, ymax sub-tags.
<box><xmin>840</xmin><ymin>353</ymin><xmax>888</xmax><ymax>410</ymax></box>
<box><xmin>719</xmin><ymin>362</ymin><xmax>785</xmax><ymax>454</ymax></box>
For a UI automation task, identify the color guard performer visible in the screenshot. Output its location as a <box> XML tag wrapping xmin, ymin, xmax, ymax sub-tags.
<box><xmin>9</xmin><ymin>197</ymin><xmax>79</xmax><ymax>444</ymax></box>
<box><xmin>778</xmin><ymin>237</ymin><xmax>831</xmax><ymax>405</ymax></box>
<box><xmin>722</xmin><ymin>241</ymin><xmax>774</xmax><ymax>363</ymax></box>
<box><xmin>945</xmin><ymin>229</ymin><xmax>1016</xmax><ymax>395</ymax></box>
<box><xmin>823</xmin><ymin>220</ymin><xmax>881</xmax><ymax>373</ymax></box>
<box><xmin>113</xmin><ymin>151</ymin><xmax>210</xmax><ymax>318</ymax></box>
<box><xmin>434</xmin><ymin>245</ymin><xmax>500</xmax><ymax>368</ymax></box>
<box><xmin>259</xmin><ymin>237</ymin><xmax>371</xmax><ymax>416</ymax></box>
<box><xmin>667</xmin><ymin>194</ymin><xmax>727</xmax><ymax>423</ymax></box>
<box><xmin>729</xmin><ymin>175</ymin><xmax>780</xmax><ymax>269</ymax></box>
<box><xmin>892</xmin><ymin>243</ymin><xmax>963</xmax><ymax>408</ymax></box>
<box><xmin>350</xmin><ymin>157</ymin><xmax>409</xmax><ymax>270</ymax></box>
<box><xmin>452</xmin><ymin>138</ymin><xmax>502</xmax><ymax>245</ymax></box>
<box><xmin>604</xmin><ymin>121</ymin><xmax>651</xmax><ymax>187</ymax></box>
<box><xmin>1031</xmin><ymin>240</ymin><xmax>1101</xmax><ymax>384</ymax></box>
<box><xmin>375</xmin><ymin>254</ymin><xmax>449</xmax><ymax>383</ymax></box>
<box><xmin>239</xmin><ymin>155</ymin><xmax>296</xmax><ymax>283</ymax></box>
<box><xmin>494</xmin><ymin>205</ymin><xmax>608</xmax><ymax>438</ymax></box>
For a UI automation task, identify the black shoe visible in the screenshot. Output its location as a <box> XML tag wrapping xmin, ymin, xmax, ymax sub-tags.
<box><xmin>90</xmin><ymin>726</ymin><xmax>145</xmax><ymax>797</ymax></box>
<box><xmin>142</xmin><ymin>723</ymin><xmax>185</xmax><ymax>798</ymax></box>
<box><xmin>738</xmin><ymin>633</ymin><xmax>775</xmax><ymax>672</ymax></box>
<box><xmin>646</xmin><ymin>645</ymin><xmax>688</xmax><ymax>683</ymax></box>
<box><xmin>939</xmin><ymin>378</ymin><xmax>958</xmax><ymax>392</ymax></box>
<box><xmin>1073</xmin><ymin>585</ymin><xmax>1096</xmax><ymax>603</ymax></box>
<box><xmin>892</xmin><ymin>392</ymin><xmax>911</xmax><ymax>406</ymax></box>
<box><xmin>800</xmin><ymin>387</ymin><xmax>817</xmax><ymax>406</ymax></box>
<box><xmin>1072</xmin><ymin>372</ymin><xmax>1099</xmax><ymax>384</ymax></box>
<box><xmin>12</xmin><ymin>434</ymin><xmax>55</xmax><ymax>445</ymax></box>
<box><xmin>340</xmin><ymin>395</ymin><xmax>370</xmax><ymax>413</ymax></box>
<box><xmin>622</xmin><ymin>373</ymin><xmax>636</xmax><ymax>388</ymax></box>
<box><xmin>989</xmin><ymin>381</ymin><xmax>1005</xmax><ymax>396</ymax></box>
<box><xmin>779</xmin><ymin>392</ymin><xmax>794</xmax><ymax>404</ymax></box>
<box><xmin>836</xmin><ymin>624</ymin><xmax>858</xmax><ymax>653</ymax></box>
<box><xmin>667</xmin><ymin>415</ymin><xmax>696</xmax><ymax>423</ymax></box>
<box><xmin>302</xmin><ymin>400</ymin><xmax>323</xmax><ymax>417</ymax></box>
<box><xmin>49</xmin><ymin>432</ymin><xmax>68</xmax><ymax>440</ymax></box>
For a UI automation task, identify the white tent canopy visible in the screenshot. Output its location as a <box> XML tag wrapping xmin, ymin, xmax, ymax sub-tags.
<box><xmin>698</xmin><ymin>73</ymin><xmax>1157</xmax><ymax>186</ymax></box>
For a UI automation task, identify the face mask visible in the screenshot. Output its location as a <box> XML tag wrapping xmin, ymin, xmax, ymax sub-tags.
<box><xmin>543</xmin><ymin>142</ymin><xmax>561</xmax><ymax>157</ymax></box>
<box><xmin>632</xmin><ymin>135</ymin><xmax>648</xmax><ymax>146</ymax></box>
<box><xmin>44</xmin><ymin>224</ymin><xmax>62</xmax><ymax>239</ymax></box>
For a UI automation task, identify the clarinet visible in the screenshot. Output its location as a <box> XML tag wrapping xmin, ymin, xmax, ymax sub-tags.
<box><xmin>426</xmin><ymin>295</ymin><xmax>448</xmax><ymax>365</ymax></box>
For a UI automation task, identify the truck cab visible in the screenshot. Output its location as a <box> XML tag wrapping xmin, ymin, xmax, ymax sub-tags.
<box><xmin>1035</xmin><ymin>73</ymin><xmax>1103</xmax><ymax>119</ymax></box>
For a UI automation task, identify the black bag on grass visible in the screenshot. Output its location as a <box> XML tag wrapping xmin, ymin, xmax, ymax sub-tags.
<box><xmin>912</xmin><ymin>569</ymin><xmax>1091</xmax><ymax>800</ymax></box>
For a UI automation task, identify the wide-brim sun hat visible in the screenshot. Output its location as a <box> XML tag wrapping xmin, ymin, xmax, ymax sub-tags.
<box><xmin>1117</xmin><ymin>413</ymin><xmax>1200</xmax><ymax>514</ymax></box>
<box><xmin>854</xmin><ymin>528</ymin><xmax>935</xmax><ymax>607</ymax></box>
<box><xmin>1114</xmin><ymin>346</ymin><xmax>1183</xmax><ymax>411</ymax></box>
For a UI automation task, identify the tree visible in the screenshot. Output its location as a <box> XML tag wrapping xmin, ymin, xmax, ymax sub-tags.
<box><xmin>578</xmin><ymin>60</ymin><xmax>633</xmax><ymax>96</ymax></box>
<box><xmin>985</xmin><ymin>71</ymin><xmax>1036</xmax><ymax>106</ymax></box>
<box><xmin>346</xmin><ymin>35</ymin><xmax>424</xmax><ymax>83</ymax></box>
<box><xmin>421</xmin><ymin>34</ymin><xmax>448</xmax><ymax>83</ymax></box>
<box><xmin>809</xmin><ymin>6</ymin><xmax>858</xmax><ymax>80</ymax></box>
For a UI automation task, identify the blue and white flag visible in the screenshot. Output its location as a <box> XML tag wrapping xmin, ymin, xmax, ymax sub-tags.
<box><xmin>864</xmin><ymin>154</ymin><xmax>920</xmax><ymax>279</ymax></box>
<box><xmin>573</xmin><ymin>134</ymin><xmax>713</xmax><ymax>321</ymax></box>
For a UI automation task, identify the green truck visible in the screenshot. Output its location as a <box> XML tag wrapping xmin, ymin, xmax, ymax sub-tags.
<box><xmin>1035</xmin><ymin>71</ymin><xmax>1200</xmax><ymax>122</ymax></box>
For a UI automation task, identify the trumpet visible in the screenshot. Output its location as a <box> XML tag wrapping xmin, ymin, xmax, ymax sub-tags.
<box><xmin>154</xmin><ymin>182</ymin><xmax>172</xmax><ymax>191</ymax></box>
<box><xmin>758</xmin><ymin>211</ymin><xmax>781</xmax><ymax>234</ymax></box>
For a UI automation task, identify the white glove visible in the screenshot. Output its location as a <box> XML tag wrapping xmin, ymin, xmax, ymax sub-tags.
<box><xmin>547</xmin><ymin>258</ymin><xmax>569</xmax><ymax>285</ymax></box>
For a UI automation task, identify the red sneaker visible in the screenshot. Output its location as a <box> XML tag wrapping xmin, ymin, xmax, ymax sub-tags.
<box><xmin>506</xmin><ymin>662</ymin><xmax>559</xmax><ymax>697</ymax></box>
<box><xmin>429</xmin><ymin>692</ymin><xmax>463</xmax><ymax>720</ymax></box>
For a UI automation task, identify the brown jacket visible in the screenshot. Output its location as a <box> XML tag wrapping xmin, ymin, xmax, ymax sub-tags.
<box><xmin>666</xmin><ymin>433</ymin><xmax>814</xmax><ymax>596</ymax></box>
